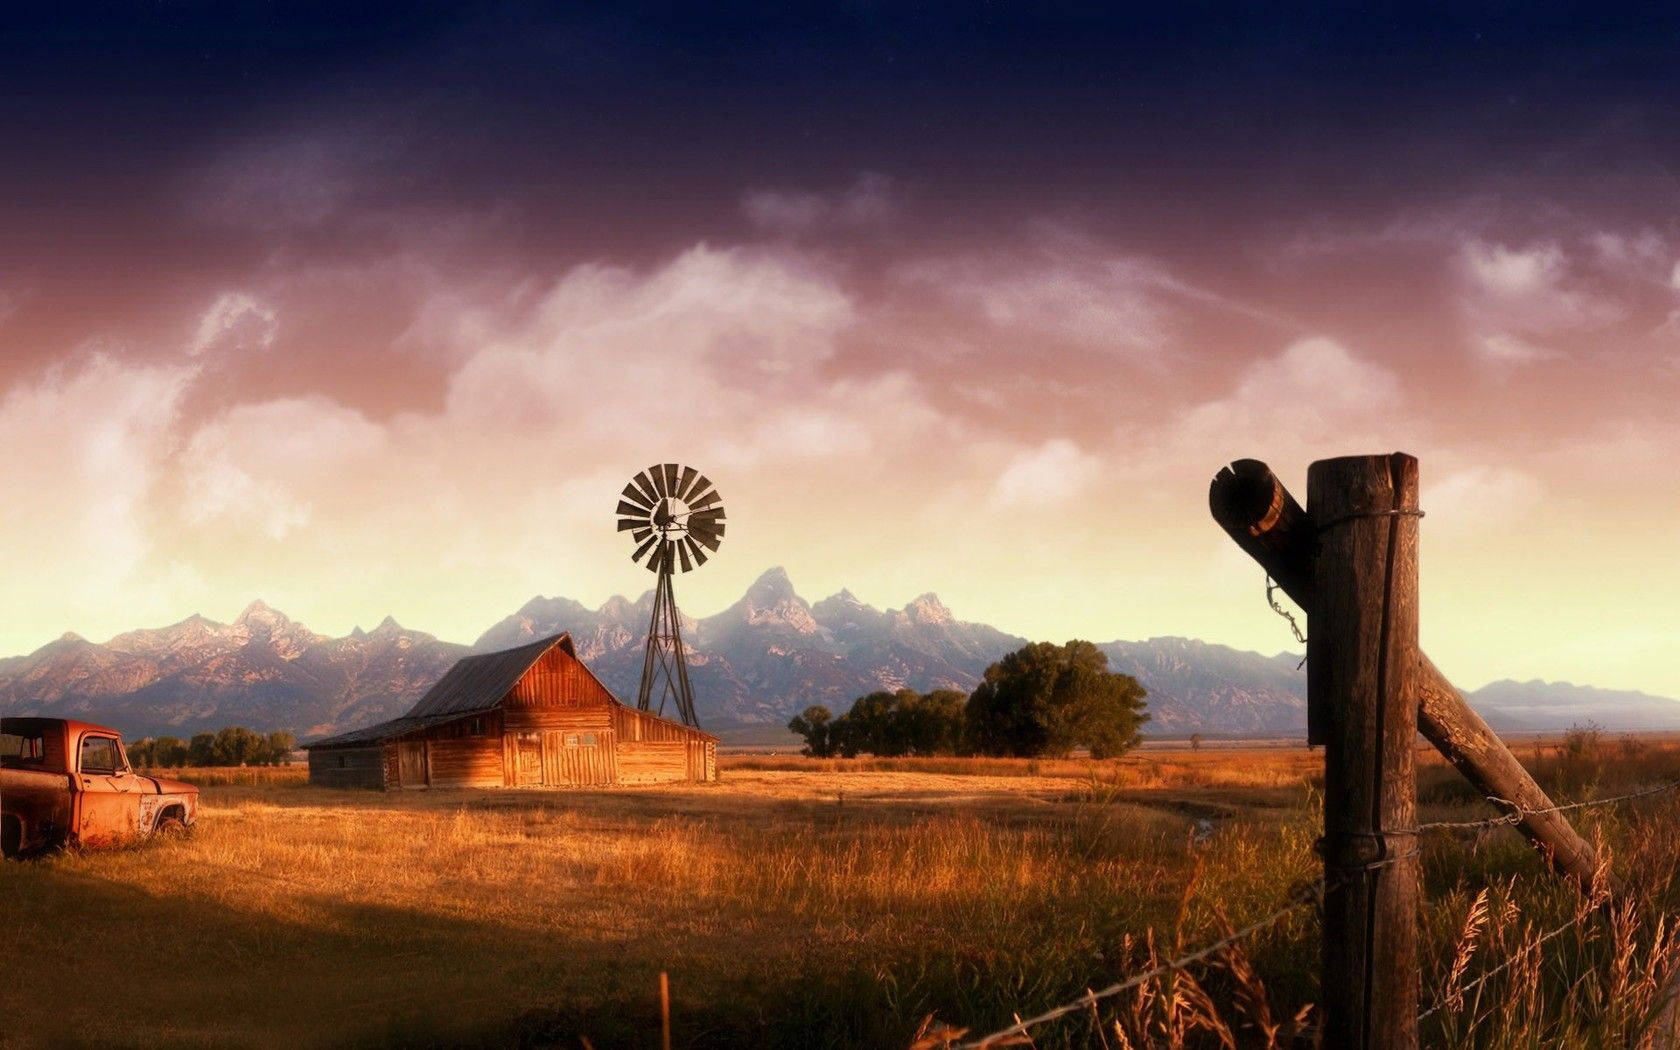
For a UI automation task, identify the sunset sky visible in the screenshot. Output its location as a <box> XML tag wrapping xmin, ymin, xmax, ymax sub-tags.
<box><xmin>3</xmin><ymin>5</ymin><xmax>1679</xmax><ymax>697</ymax></box>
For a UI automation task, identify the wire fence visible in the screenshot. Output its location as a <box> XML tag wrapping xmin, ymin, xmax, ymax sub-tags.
<box><xmin>950</xmin><ymin>772</ymin><xmax>1680</xmax><ymax>1048</ymax></box>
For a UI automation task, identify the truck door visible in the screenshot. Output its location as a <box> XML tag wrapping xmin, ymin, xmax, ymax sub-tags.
<box><xmin>74</xmin><ymin>733</ymin><xmax>148</xmax><ymax>846</ymax></box>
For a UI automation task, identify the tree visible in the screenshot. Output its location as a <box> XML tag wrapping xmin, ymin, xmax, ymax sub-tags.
<box><xmin>263</xmin><ymin>731</ymin><xmax>297</xmax><ymax>765</ymax></box>
<box><xmin>788</xmin><ymin>706</ymin><xmax>838</xmax><ymax>757</ymax></box>
<box><xmin>900</xmin><ymin>689</ymin><xmax>967</xmax><ymax>756</ymax></box>
<box><xmin>965</xmin><ymin>640</ymin><xmax>1149</xmax><ymax>758</ymax></box>
<box><xmin>188</xmin><ymin>733</ymin><xmax>217</xmax><ymax>767</ymax></box>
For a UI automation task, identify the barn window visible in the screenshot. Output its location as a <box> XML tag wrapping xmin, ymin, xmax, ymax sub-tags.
<box><xmin>580</xmin><ymin>733</ymin><xmax>597</xmax><ymax>747</ymax></box>
<box><xmin>564</xmin><ymin>733</ymin><xmax>579</xmax><ymax>747</ymax></box>
<box><xmin>470</xmin><ymin>717</ymin><xmax>486</xmax><ymax>736</ymax></box>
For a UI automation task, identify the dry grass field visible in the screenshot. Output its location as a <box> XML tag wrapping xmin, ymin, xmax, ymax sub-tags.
<box><xmin>5</xmin><ymin>739</ymin><xmax>1680</xmax><ymax>1048</ymax></box>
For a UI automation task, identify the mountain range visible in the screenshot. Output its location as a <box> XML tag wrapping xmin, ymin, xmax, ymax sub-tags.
<box><xmin>3</xmin><ymin>567</ymin><xmax>1677</xmax><ymax>741</ymax></box>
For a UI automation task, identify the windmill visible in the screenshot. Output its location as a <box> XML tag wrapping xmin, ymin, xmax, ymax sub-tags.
<box><xmin>615</xmin><ymin>463</ymin><xmax>725</xmax><ymax>728</ymax></box>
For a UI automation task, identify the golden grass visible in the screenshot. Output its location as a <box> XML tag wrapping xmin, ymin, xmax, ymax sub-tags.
<box><xmin>4</xmin><ymin>738</ymin><xmax>1680</xmax><ymax>1048</ymax></box>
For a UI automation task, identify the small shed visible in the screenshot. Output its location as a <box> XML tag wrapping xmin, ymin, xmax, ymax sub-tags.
<box><xmin>303</xmin><ymin>633</ymin><xmax>717</xmax><ymax>789</ymax></box>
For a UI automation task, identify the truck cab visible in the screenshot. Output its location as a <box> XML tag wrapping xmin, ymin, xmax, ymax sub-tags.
<box><xmin>1</xmin><ymin>717</ymin><xmax>199</xmax><ymax>857</ymax></box>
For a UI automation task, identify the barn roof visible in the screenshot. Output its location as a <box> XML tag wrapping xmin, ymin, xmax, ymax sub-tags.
<box><xmin>406</xmin><ymin>633</ymin><xmax>579</xmax><ymax>718</ymax></box>
<box><xmin>302</xmin><ymin>711</ymin><xmax>472</xmax><ymax>749</ymax></box>
<box><xmin>304</xmin><ymin>633</ymin><xmax>584</xmax><ymax>749</ymax></box>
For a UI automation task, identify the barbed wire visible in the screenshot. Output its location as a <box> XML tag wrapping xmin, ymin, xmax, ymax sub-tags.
<box><xmin>952</xmin><ymin>879</ymin><xmax>1324</xmax><ymax>1048</ymax></box>
<box><xmin>1415</xmin><ymin>779</ymin><xmax>1680</xmax><ymax>835</ymax></box>
<box><xmin>1417</xmin><ymin>912</ymin><xmax>1582</xmax><ymax>1023</ymax></box>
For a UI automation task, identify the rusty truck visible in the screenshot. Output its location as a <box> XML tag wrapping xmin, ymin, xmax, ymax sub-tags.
<box><xmin>1</xmin><ymin>717</ymin><xmax>199</xmax><ymax>857</ymax></box>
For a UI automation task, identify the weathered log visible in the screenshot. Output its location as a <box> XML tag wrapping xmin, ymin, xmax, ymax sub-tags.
<box><xmin>1311</xmin><ymin>453</ymin><xmax>1420</xmax><ymax>1049</ymax></box>
<box><xmin>1209</xmin><ymin>458</ymin><xmax>1603</xmax><ymax>893</ymax></box>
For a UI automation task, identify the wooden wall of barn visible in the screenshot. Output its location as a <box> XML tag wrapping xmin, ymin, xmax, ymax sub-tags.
<box><xmin>307</xmin><ymin>746</ymin><xmax>385</xmax><ymax>789</ymax></box>
<box><xmin>611</xmin><ymin>706</ymin><xmax>717</xmax><ymax>783</ymax></box>
<box><xmin>504</xmin><ymin>645</ymin><xmax>615</xmax><ymax>709</ymax></box>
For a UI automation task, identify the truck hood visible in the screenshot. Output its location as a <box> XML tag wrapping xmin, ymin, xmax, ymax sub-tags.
<box><xmin>143</xmin><ymin>775</ymin><xmax>199</xmax><ymax>796</ymax></box>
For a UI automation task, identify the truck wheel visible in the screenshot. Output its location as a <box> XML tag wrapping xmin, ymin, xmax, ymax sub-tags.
<box><xmin>154</xmin><ymin>814</ymin><xmax>189</xmax><ymax>840</ymax></box>
<box><xmin>2</xmin><ymin>816</ymin><xmax>20</xmax><ymax>859</ymax></box>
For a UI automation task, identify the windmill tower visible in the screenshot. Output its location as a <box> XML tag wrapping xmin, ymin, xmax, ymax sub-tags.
<box><xmin>615</xmin><ymin>463</ymin><xmax>725</xmax><ymax>728</ymax></box>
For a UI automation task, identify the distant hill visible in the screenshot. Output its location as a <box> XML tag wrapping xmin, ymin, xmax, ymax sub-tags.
<box><xmin>0</xmin><ymin>602</ymin><xmax>465</xmax><ymax>739</ymax></box>
<box><xmin>1467</xmin><ymin>679</ymin><xmax>1680</xmax><ymax>733</ymax></box>
<box><xmin>3</xmin><ymin>567</ymin><xmax>1677</xmax><ymax>741</ymax></box>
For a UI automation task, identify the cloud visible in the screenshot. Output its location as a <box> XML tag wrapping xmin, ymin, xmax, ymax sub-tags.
<box><xmin>1170</xmin><ymin>337</ymin><xmax>1405</xmax><ymax>472</ymax></box>
<box><xmin>988</xmin><ymin>438</ymin><xmax>1103</xmax><ymax>509</ymax></box>
<box><xmin>189</xmin><ymin>292</ymin><xmax>278</xmax><ymax>357</ymax></box>
<box><xmin>896</xmin><ymin>245</ymin><xmax>1174</xmax><ymax>358</ymax></box>
<box><xmin>0</xmin><ymin>355</ymin><xmax>198</xmax><ymax>623</ymax></box>
<box><xmin>1475</xmin><ymin>332</ymin><xmax>1556</xmax><ymax>366</ymax></box>
<box><xmin>742</xmin><ymin>172</ymin><xmax>901</xmax><ymax>235</ymax></box>
<box><xmin>1424</xmin><ymin>465</ymin><xmax>1544</xmax><ymax>536</ymax></box>
<box><xmin>1456</xmin><ymin>240</ymin><xmax>1622</xmax><ymax>356</ymax></box>
<box><xmin>181</xmin><ymin>397</ymin><xmax>388</xmax><ymax>539</ymax></box>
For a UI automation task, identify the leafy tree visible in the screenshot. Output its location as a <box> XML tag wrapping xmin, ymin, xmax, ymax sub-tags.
<box><xmin>151</xmin><ymin>736</ymin><xmax>190</xmax><ymax>767</ymax></box>
<box><xmin>965</xmin><ymin>640</ymin><xmax>1149</xmax><ymax>758</ymax></box>
<box><xmin>899</xmin><ymin>689</ymin><xmax>967</xmax><ymax>756</ymax></box>
<box><xmin>214</xmin><ymin>726</ymin><xmax>266</xmax><ymax>766</ymax></box>
<box><xmin>836</xmin><ymin>690</ymin><xmax>915</xmax><ymax>757</ymax></box>
<box><xmin>188</xmin><ymin>733</ymin><xmax>217</xmax><ymax>766</ymax></box>
<box><xmin>263</xmin><ymin>731</ymin><xmax>297</xmax><ymax>765</ymax></box>
<box><xmin>788</xmin><ymin>706</ymin><xmax>838</xmax><ymax>757</ymax></box>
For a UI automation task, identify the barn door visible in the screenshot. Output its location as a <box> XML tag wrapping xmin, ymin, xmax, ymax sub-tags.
<box><xmin>515</xmin><ymin>733</ymin><xmax>542</xmax><ymax>786</ymax></box>
<box><xmin>397</xmin><ymin>742</ymin><xmax>428</xmax><ymax>788</ymax></box>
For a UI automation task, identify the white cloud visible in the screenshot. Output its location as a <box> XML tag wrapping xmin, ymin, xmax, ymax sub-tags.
<box><xmin>182</xmin><ymin>397</ymin><xmax>388</xmax><ymax>539</ymax></box>
<box><xmin>1170</xmin><ymin>337</ymin><xmax>1405</xmax><ymax>473</ymax></box>
<box><xmin>989</xmin><ymin>438</ymin><xmax>1103</xmax><ymax>509</ymax></box>
<box><xmin>1456</xmin><ymin>240</ymin><xmax>1621</xmax><ymax>354</ymax></box>
<box><xmin>897</xmin><ymin>247</ymin><xmax>1173</xmax><ymax>357</ymax></box>
<box><xmin>0</xmin><ymin>355</ymin><xmax>198</xmax><ymax>624</ymax></box>
<box><xmin>190</xmin><ymin>292</ymin><xmax>278</xmax><ymax>357</ymax></box>
<box><xmin>742</xmin><ymin>172</ymin><xmax>901</xmax><ymax>235</ymax></box>
<box><xmin>1424</xmin><ymin>466</ymin><xmax>1544</xmax><ymax>537</ymax></box>
<box><xmin>1475</xmin><ymin>332</ymin><xmax>1556</xmax><ymax>366</ymax></box>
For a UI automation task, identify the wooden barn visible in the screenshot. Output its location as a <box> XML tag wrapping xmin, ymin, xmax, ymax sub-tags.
<box><xmin>303</xmin><ymin>633</ymin><xmax>717</xmax><ymax>789</ymax></box>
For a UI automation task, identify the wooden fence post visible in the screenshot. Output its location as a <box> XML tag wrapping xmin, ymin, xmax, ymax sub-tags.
<box><xmin>1310</xmin><ymin>453</ymin><xmax>1420</xmax><ymax>1050</ymax></box>
<box><xmin>1207</xmin><ymin>458</ymin><xmax>1604</xmax><ymax>894</ymax></box>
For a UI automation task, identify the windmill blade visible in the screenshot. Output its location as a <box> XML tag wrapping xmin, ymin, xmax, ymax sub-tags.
<box><xmin>683</xmin><ymin>535</ymin><xmax>708</xmax><ymax>567</ymax></box>
<box><xmin>661</xmin><ymin>463</ymin><xmax>680</xmax><ymax>495</ymax></box>
<box><xmin>632</xmin><ymin>527</ymin><xmax>653</xmax><ymax>542</ymax></box>
<box><xmin>632</xmin><ymin>534</ymin><xmax>660</xmax><ymax>563</ymax></box>
<box><xmin>689</xmin><ymin>489</ymin><xmax>722</xmax><ymax>511</ymax></box>
<box><xmin>676</xmin><ymin>540</ymin><xmax>693</xmax><ymax>573</ymax></box>
<box><xmin>620</xmin><ymin>482</ymin><xmax>653</xmax><ymax>510</ymax></box>
<box><xmin>690</xmin><ymin>525</ymin><xmax>723</xmax><ymax>552</ymax></box>
<box><xmin>689</xmin><ymin>509</ymin><xmax>726</xmax><ymax>528</ymax></box>
<box><xmin>649</xmin><ymin>465</ymin><xmax>669</xmax><ymax>498</ymax></box>
<box><xmin>617</xmin><ymin>518</ymin><xmax>645</xmax><ymax>532</ymax></box>
<box><xmin>616</xmin><ymin>500</ymin><xmax>651</xmax><ymax>519</ymax></box>
<box><xmin>684</xmin><ymin>474</ymin><xmax>715</xmax><ymax>504</ymax></box>
<box><xmin>676</xmin><ymin>465</ymin><xmax>698</xmax><ymax>499</ymax></box>
<box><xmin>633</xmin><ymin>471</ymin><xmax>660</xmax><ymax>505</ymax></box>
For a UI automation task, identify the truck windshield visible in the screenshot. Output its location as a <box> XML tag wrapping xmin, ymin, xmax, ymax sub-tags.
<box><xmin>1</xmin><ymin>731</ymin><xmax>46</xmax><ymax>767</ymax></box>
<box><xmin>79</xmin><ymin>736</ymin><xmax>121</xmax><ymax>774</ymax></box>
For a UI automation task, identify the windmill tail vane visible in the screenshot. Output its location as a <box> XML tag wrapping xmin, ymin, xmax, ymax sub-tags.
<box><xmin>616</xmin><ymin>463</ymin><xmax>724</xmax><ymax>728</ymax></box>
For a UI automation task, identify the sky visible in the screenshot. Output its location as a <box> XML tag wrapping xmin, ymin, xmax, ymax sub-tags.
<box><xmin>2</xmin><ymin>4</ymin><xmax>1679</xmax><ymax>697</ymax></box>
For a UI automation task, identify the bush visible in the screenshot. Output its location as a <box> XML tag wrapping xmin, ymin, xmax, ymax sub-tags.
<box><xmin>130</xmin><ymin>726</ymin><xmax>297</xmax><ymax>768</ymax></box>
<box><xmin>965</xmin><ymin>640</ymin><xmax>1149</xmax><ymax>758</ymax></box>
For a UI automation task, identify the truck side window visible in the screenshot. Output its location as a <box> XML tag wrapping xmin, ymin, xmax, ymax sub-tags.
<box><xmin>0</xmin><ymin>731</ymin><xmax>46</xmax><ymax>767</ymax></box>
<box><xmin>80</xmin><ymin>736</ymin><xmax>120</xmax><ymax>775</ymax></box>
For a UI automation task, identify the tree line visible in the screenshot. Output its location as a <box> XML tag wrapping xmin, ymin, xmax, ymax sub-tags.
<box><xmin>787</xmin><ymin>640</ymin><xmax>1149</xmax><ymax>759</ymax></box>
<box><xmin>128</xmin><ymin>726</ymin><xmax>298</xmax><ymax>768</ymax></box>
